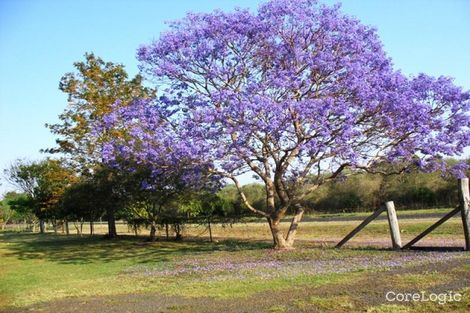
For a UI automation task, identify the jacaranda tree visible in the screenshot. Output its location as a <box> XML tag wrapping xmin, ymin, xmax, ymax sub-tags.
<box><xmin>107</xmin><ymin>0</ymin><xmax>469</xmax><ymax>249</ymax></box>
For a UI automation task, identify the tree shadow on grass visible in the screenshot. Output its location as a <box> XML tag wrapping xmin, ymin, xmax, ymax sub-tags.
<box><xmin>0</xmin><ymin>232</ymin><xmax>271</xmax><ymax>265</ymax></box>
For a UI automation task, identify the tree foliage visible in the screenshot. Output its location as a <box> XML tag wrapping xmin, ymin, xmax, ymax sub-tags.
<box><xmin>108</xmin><ymin>0</ymin><xmax>470</xmax><ymax>248</ymax></box>
<box><xmin>5</xmin><ymin>159</ymin><xmax>77</xmax><ymax>224</ymax></box>
<box><xmin>45</xmin><ymin>52</ymin><xmax>155</xmax><ymax>171</ymax></box>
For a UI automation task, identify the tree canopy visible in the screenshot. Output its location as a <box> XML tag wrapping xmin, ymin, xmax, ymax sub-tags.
<box><xmin>98</xmin><ymin>0</ymin><xmax>470</xmax><ymax>248</ymax></box>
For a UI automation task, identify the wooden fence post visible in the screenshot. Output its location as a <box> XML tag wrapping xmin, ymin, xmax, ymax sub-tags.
<box><xmin>458</xmin><ymin>178</ymin><xmax>470</xmax><ymax>251</ymax></box>
<box><xmin>385</xmin><ymin>201</ymin><xmax>401</xmax><ymax>250</ymax></box>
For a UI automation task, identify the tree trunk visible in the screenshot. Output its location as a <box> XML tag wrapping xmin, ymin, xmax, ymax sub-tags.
<box><xmin>286</xmin><ymin>204</ymin><xmax>305</xmax><ymax>247</ymax></box>
<box><xmin>65</xmin><ymin>219</ymin><xmax>69</xmax><ymax>235</ymax></box>
<box><xmin>174</xmin><ymin>223</ymin><xmax>182</xmax><ymax>241</ymax></box>
<box><xmin>106</xmin><ymin>207</ymin><xmax>117</xmax><ymax>238</ymax></box>
<box><xmin>268</xmin><ymin>218</ymin><xmax>290</xmax><ymax>249</ymax></box>
<box><xmin>74</xmin><ymin>220</ymin><xmax>81</xmax><ymax>236</ymax></box>
<box><xmin>268</xmin><ymin>205</ymin><xmax>304</xmax><ymax>249</ymax></box>
<box><xmin>208</xmin><ymin>217</ymin><xmax>213</xmax><ymax>242</ymax></box>
<box><xmin>53</xmin><ymin>218</ymin><xmax>57</xmax><ymax>234</ymax></box>
<box><xmin>149</xmin><ymin>222</ymin><xmax>157</xmax><ymax>242</ymax></box>
<box><xmin>39</xmin><ymin>219</ymin><xmax>45</xmax><ymax>233</ymax></box>
<box><xmin>90</xmin><ymin>220</ymin><xmax>94</xmax><ymax>236</ymax></box>
<box><xmin>165</xmin><ymin>223</ymin><xmax>169</xmax><ymax>240</ymax></box>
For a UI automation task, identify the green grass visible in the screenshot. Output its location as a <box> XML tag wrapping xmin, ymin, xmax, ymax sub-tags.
<box><xmin>0</xmin><ymin>234</ymin><xmax>279</xmax><ymax>304</ymax></box>
<box><xmin>0</xmin><ymin>212</ymin><xmax>468</xmax><ymax>310</ymax></box>
<box><xmin>367</xmin><ymin>304</ymin><xmax>412</xmax><ymax>313</ymax></box>
<box><xmin>0</xmin><ymin>232</ymin><xmax>272</xmax><ymax>306</ymax></box>
<box><xmin>0</xmin><ymin>232</ymin><xmax>369</xmax><ymax>307</ymax></box>
<box><xmin>160</xmin><ymin>271</ymin><xmax>358</xmax><ymax>299</ymax></box>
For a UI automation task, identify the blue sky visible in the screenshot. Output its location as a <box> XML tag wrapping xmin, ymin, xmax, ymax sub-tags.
<box><xmin>1</xmin><ymin>0</ymin><xmax>469</xmax><ymax>194</ymax></box>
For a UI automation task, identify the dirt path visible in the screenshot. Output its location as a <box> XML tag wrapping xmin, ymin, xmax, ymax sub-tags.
<box><xmin>4</xmin><ymin>257</ymin><xmax>468</xmax><ymax>313</ymax></box>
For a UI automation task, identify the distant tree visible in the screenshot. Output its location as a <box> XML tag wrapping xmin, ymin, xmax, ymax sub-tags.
<box><xmin>45</xmin><ymin>53</ymin><xmax>155</xmax><ymax>238</ymax></box>
<box><xmin>6</xmin><ymin>192</ymin><xmax>38</xmax><ymax>230</ymax></box>
<box><xmin>302</xmin><ymin>158</ymin><xmax>469</xmax><ymax>212</ymax></box>
<box><xmin>217</xmin><ymin>185</ymin><xmax>243</xmax><ymax>216</ymax></box>
<box><xmin>0</xmin><ymin>192</ymin><xmax>19</xmax><ymax>230</ymax></box>
<box><xmin>5</xmin><ymin>159</ymin><xmax>77</xmax><ymax>233</ymax></box>
<box><xmin>118</xmin><ymin>165</ymin><xmax>190</xmax><ymax>242</ymax></box>
<box><xmin>196</xmin><ymin>192</ymin><xmax>234</xmax><ymax>218</ymax></box>
<box><xmin>176</xmin><ymin>192</ymin><xmax>233</xmax><ymax>242</ymax></box>
<box><xmin>238</xmin><ymin>184</ymin><xmax>268</xmax><ymax>213</ymax></box>
<box><xmin>61</xmin><ymin>179</ymin><xmax>106</xmax><ymax>235</ymax></box>
<box><xmin>380</xmin><ymin>161</ymin><xmax>463</xmax><ymax>209</ymax></box>
<box><xmin>306</xmin><ymin>172</ymin><xmax>382</xmax><ymax>212</ymax></box>
<box><xmin>113</xmin><ymin>162</ymin><xmax>214</xmax><ymax>242</ymax></box>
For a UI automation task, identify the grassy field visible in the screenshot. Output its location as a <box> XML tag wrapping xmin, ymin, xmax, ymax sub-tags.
<box><xmin>1</xmin><ymin>212</ymin><xmax>469</xmax><ymax>313</ymax></box>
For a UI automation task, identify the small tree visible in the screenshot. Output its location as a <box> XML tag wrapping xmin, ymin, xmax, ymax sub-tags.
<box><xmin>0</xmin><ymin>192</ymin><xmax>20</xmax><ymax>230</ymax></box>
<box><xmin>5</xmin><ymin>159</ymin><xmax>77</xmax><ymax>233</ymax></box>
<box><xmin>7</xmin><ymin>193</ymin><xmax>38</xmax><ymax>231</ymax></box>
<box><xmin>119</xmin><ymin>165</ymin><xmax>197</xmax><ymax>242</ymax></box>
<box><xmin>62</xmin><ymin>179</ymin><xmax>106</xmax><ymax>235</ymax></box>
<box><xmin>0</xmin><ymin>192</ymin><xmax>40</xmax><ymax>231</ymax></box>
<box><xmin>189</xmin><ymin>192</ymin><xmax>234</xmax><ymax>242</ymax></box>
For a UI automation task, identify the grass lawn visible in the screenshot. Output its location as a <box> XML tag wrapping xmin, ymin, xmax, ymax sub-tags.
<box><xmin>1</xmin><ymin>214</ymin><xmax>469</xmax><ymax>312</ymax></box>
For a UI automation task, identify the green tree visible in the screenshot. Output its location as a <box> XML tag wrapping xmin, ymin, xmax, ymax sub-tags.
<box><xmin>217</xmin><ymin>183</ymin><xmax>266</xmax><ymax>217</ymax></box>
<box><xmin>61</xmin><ymin>179</ymin><xmax>106</xmax><ymax>236</ymax></box>
<box><xmin>0</xmin><ymin>192</ymin><xmax>18</xmax><ymax>230</ymax></box>
<box><xmin>119</xmin><ymin>166</ymin><xmax>198</xmax><ymax>242</ymax></box>
<box><xmin>1</xmin><ymin>192</ymin><xmax>38</xmax><ymax>231</ymax></box>
<box><xmin>5</xmin><ymin>159</ymin><xmax>77</xmax><ymax>233</ymax></box>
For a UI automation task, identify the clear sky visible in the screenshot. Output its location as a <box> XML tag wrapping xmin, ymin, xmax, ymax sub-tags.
<box><xmin>1</xmin><ymin>0</ymin><xmax>469</xmax><ymax>195</ymax></box>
